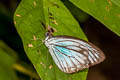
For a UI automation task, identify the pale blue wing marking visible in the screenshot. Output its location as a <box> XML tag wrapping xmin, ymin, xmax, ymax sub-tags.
<box><xmin>53</xmin><ymin>39</ymin><xmax>100</xmax><ymax>63</ymax></box>
<box><xmin>55</xmin><ymin>46</ymin><xmax>86</xmax><ymax>63</ymax></box>
<box><xmin>51</xmin><ymin>46</ymin><xmax>71</xmax><ymax>72</ymax></box>
<box><xmin>48</xmin><ymin>38</ymin><xmax>89</xmax><ymax>47</ymax></box>
<box><xmin>52</xmin><ymin>45</ymin><xmax>88</xmax><ymax>73</ymax></box>
<box><xmin>49</xmin><ymin>46</ymin><xmax>65</xmax><ymax>71</ymax></box>
<box><xmin>52</xmin><ymin>46</ymin><xmax>77</xmax><ymax>73</ymax></box>
<box><xmin>55</xmin><ymin>46</ymin><xmax>72</xmax><ymax>56</ymax></box>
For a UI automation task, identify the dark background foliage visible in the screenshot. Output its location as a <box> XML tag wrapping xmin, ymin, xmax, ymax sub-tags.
<box><xmin>0</xmin><ymin>0</ymin><xmax>119</xmax><ymax>80</ymax></box>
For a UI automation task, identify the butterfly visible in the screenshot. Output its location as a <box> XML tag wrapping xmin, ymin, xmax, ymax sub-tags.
<box><xmin>43</xmin><ymin>32</ymin><xmax>105</xmax><ymax>73</ymax></box>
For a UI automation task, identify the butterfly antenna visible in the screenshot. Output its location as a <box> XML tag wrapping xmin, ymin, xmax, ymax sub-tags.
<box><xmin>47</xmin><ymin>7</ymin><xmax>50</xmax><ymax>61</ymax></box>
<box><xmin>47</xmin><ymin>7</ymin><xmax>54</xmax><ymax>34</ymax></box>
<box><xmin>48</xmin><ymin>7</ymin><xmax>50</xmax><ymax>26</ymax></box>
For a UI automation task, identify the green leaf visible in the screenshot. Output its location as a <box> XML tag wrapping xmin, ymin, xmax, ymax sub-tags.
<box><xmin>70</xmin><ymin>0</ymin><xmax>120</xmax><ymax>36</ymax></box>
<box><xmin>111</xmin><ymin>0</ymin><xmax>120</xmax><ymax>7</ymax></box>
<box><xmin>0</xmin><ymin>40</ymin><xmax>17</xmax><ymax>80</ymax></box>
<box><xmin>14</xmin><ymin>0</ymin><xmax>88</xmax><ymax>80</ymax></box>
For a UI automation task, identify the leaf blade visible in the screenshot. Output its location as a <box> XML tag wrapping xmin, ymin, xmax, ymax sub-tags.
<box><xmin>14</xmin><ymin>0</ymin><xmax>88</xmax><ymax>80</ymax></box>
<box><xmin>70</xmin><ymin>0</ymin><xmax>120</xmax><ymax>36</ymax></box>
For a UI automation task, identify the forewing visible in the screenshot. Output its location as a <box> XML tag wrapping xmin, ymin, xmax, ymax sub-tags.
<box><xmin>47</xmin><ymin>36</ymin><xmax>105</xmax><ymax>73</ymax></box>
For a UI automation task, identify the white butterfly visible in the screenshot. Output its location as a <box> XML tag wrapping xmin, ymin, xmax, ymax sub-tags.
<box><xmin>44</xmin><ymin>32</ymin><xmax>105</xmax><ymax>73</ymax></box>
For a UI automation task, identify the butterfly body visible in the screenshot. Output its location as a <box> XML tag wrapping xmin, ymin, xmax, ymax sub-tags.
<box><xmin>44</xmin><ymin>32</ymin><xmax>105</xmax><ymax>73</ymax></box>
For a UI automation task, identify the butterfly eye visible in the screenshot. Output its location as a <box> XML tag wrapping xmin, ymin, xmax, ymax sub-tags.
<box><xmin>45</xmin><ymin>32</ymin><xmax>50</xmax><ymax>37</ymax></box>
<box><xmin>45</xmin><ymin>32</ymin><xmax>53</xmax><ymax>38</ymax></box>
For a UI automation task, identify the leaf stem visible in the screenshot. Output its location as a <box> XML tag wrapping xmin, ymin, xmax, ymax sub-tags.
<box><xmin>13</xmin><ymin>63</ymin><xmax>40</xmax><ymax>80</ymax></box>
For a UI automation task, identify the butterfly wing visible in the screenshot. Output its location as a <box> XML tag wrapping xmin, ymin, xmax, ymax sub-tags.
<box><xmin>46</xmin><ymin>36</ymin><xmax>105</xmax><ymax>73</ymax></box>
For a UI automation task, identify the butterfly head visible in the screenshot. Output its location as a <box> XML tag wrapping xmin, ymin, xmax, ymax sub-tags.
<box><xmin>44</xmin><ymin>26</ymin><xmax>54</xmax><ymax>46</ymax></box>
<box><xmin>44</xmin><ymin>32</ymin><xmax>53</xmax><ymax>47</ymax></box>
